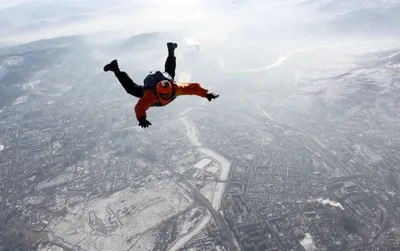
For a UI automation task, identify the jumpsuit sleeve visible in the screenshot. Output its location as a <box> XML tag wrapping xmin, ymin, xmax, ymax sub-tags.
<box><xmin>134</xmin><ymin>90</ymin><xmax>157</xmax><ymax>119</ymax></box>
<box><xmin>174</xmin><ymin>83</ymin><xmax>208</xmax><ymax>97</ymax></box>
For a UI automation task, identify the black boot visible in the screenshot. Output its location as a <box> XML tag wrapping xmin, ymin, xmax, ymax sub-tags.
<box><xmin>103</xmin><ymin>59</ymin><xmax>119</xmax><ymax>72</ymax></box>
<box><xmin>167</xmin><ymin>42</ymin><xmax>178</xmax><ymax>56</ymax></box>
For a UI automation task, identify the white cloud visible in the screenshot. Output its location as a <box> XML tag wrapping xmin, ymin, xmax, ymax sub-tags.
<box><xmin>0</xmin><ymin>0</ymin><xmax>321</xmax><ymax>45</ymax></box>
<box><xmin>0</xmin><ymin>0</ymin><xmax>212</xmax><ymax>44</ymax></box>
<box><xmin>0</xmin><ymin>0</ymin><xmax>33</xmax><ymax>9</ymax></box>
<box><xmin>0</xmin><ymin>0</ymin><xmax>398</xmax><ymax>57</ymax></box>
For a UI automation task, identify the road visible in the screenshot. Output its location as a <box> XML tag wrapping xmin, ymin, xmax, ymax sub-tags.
<box><xmin>167</xmin><ymin>116</ymin><xmax>240</xmax><ymax>251</ymax></box>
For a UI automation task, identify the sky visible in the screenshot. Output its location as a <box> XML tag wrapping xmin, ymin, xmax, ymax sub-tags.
<box><xmin>0</xmin><ymin>0</ymin><xmax>400</xmax><ymax>47</ymax></box>
<box><xmin>0</xmin><ymin>0</ymin><xmax>367</xmax><ymax>45</ymax></box>
<box><xmin>0</xmin><ymin>0</ymin><xmax>399</xmax><ymax>66</ymax></box>
<box><xmin>0</xmin><ymin>0</ymin><xmax>229</xmax><ymax>44</ymax></box>
<box><xmin>1</xmin><ymin>0</ymin><xmax>399</xmax><ymax>45</ymax></box>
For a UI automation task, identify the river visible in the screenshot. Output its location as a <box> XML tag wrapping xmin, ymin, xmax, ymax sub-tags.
<box><xmin>168</xmin><ymin>116</ymin><xmax>231</xmax><ymax>251</ymax></box>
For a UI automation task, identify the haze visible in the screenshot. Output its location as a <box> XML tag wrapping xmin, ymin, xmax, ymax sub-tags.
<box><xmin>1</xmin><ymin>1</ymin><xmax>400</xmax><ymax>251</ymax></box>
<box><xmin>2</xmin><ymin>0</ymin><xmax>399</xmax><ymax>71</ymax></box>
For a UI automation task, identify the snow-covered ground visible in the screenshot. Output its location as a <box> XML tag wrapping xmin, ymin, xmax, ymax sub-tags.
<box><xmin>46</xmin><ymin>179</ymin><xmax>192</xmax><ymax>251</ymax></box>
<box><xmin>12</xmin><ymin>95</ymin><xmax>28</xmax><ymax>105</ymax></box>
<box><xmin>23</xmin><ymin>196</ymin><xmax>47</xmax><ymax>205</ymax></box>
<box><xmin>37</xmin><ymin>244</ymin><xmax>64</xmax><ymax>251</ymax></box>
<box><xmin>200</xmin><ymin>182</ymin><xmax>215</xmax><ymax>199</ymax></box>
<box><xmin>22</xmin><ymin>80</ymin><xmax>41</xmax><ymax>90</ymax></box>
<box><xmin>353</xmin><ymin>144</ymin><xmax>383</xmax><ymax>164</ymax></box>
<box><xmin>206</xmin><ymin>162</ymin><xmax>220</xmax><ymax>174</ymax></box>
<box><xmin>0</xmin><ymin>56</ymin><xmax>25</xmax><ymax>79</ymax></box>
<box><xmin>126</xmin><ymin>231</ymin><xmax>156</xmax><ymax>251</ymax></box>
<box><xmin>178</xmin><ymin>208</ymin><xmax>205</xmax><ymax>236</ymax></box>
<box><xmin>193</xmin><ymin>158</ymin><xmax>212</xmax><ymax>169</ymax></box>
<box><xmin>314</xmin><ymin>198</ymin><xmax>345</xmax><ymax>211</ymax></box>
<box><xmin>0</xmin><ymin>56</ymin><xmax>24</xmax><ymax>69</ymax></box>
<box><xmin>36</xmin><ymin>174</ymin><xmax>74</xmax><ymax>190</ymax></box>
<box><xmin>168</xmin><ymin>211</ymin><xmax>212</xmax><ymax>251</ymax></box>
<box><xmin>300</xmin><ymin>233</ymin><xmax>318</xmax><ymax>251</ymax></box>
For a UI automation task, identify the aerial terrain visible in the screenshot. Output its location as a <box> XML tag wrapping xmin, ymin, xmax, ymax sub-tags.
<box><xmin>0</xmin><ymin>0</ymin><xmax>400</xmax><ymax>250</ymax></box>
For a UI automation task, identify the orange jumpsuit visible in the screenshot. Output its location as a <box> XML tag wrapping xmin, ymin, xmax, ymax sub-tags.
<box><xmin>135</xmin><ymin>82</ymin><xmax>208</xmax><ymax>119</ymax></box>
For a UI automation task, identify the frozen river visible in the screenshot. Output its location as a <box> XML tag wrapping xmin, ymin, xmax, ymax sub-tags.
<box><xmin>168</xmin><ymin>116</ymin><xmax>231</xmax><ymax>251</ymax></box>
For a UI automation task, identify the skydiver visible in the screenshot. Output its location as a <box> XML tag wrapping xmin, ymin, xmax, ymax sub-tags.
<box><xmin>103</xmin><ymin>42</ymin><xmax>219</xmax><ymax>128</ymax></box>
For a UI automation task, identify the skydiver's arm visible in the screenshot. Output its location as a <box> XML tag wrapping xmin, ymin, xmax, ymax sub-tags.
<box><xmin>135</xmin><ymin>91</ymin><xmax>157</xmax><ymax>120</ymax></box>
<box><xmin>174</xmin><ymin>83</ymin><xmax>208</xmax><ymax>98</ymax></box>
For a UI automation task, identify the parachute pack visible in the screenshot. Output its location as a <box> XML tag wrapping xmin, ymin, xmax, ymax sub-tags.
<box><xmin>143</xmin><ymin>71</ymin><xmax>176</xmax><ymax>107</ymax></box>
<box><xmin>143</xmin><ymin>71</ymin><xmax>174</xmax><ymax>92</ymax></box>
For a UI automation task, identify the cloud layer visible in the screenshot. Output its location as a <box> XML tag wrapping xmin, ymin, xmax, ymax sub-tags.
<box><xmin>1</xmin><ymin>0</ymin><xmax>399</xmax><ymax>73</ymax></box>
<box><xmin>0</xmin><ymin>0</ymin><xmax>214</xmax><ymax>44</ymax></box>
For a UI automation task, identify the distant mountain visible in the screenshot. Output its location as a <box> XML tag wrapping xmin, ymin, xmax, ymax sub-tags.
<box><xmin>10</xmin><ymin>14</ymin><xmax>90</xmax><ymax>35</ymax></box>
<box><xmin>297</xmin><ymin>0</ymin><xmax>400</xmax><ymax>36</ymax></box>
<box><xmin>0</xmin><ymin>0</ymin><xmax>96</xmax><ymax>21</ymax></box>
<box><xmin>298</xmin><ymin>0</ymin><xmax>400</xmax><ymax>13</ymax></box>
<box><xmin>328</xmin><ymin>6</ymin><xmax>400</xmax><ymax>36</ymax></box>
<box><xmin>117</xmin><ymin>32</ymin><xmax>182</xmax><ymax>53</ymax></box>
<box><xmin>0</xmin><ymin>31</ymin><xmax>184</xmax><ymax>108</ymax></box>
<box><xmin>283</xmin><ymin>48</ymin><xmax>400</xmax><ymax>121</ymax></box>
<box><xmin>0</xmin><ymin>0</ymin><xmax>116</xmax><ymax>45</ymax></box>
<box><xmin>0</xmin><ymin>43</ymin><xmax>68</xmax><ymax>108</ymax></box>
<box><xmin>0</xmin><ymin>35</ymin><xmax>83</xmax><ymax>54</ymax></box>
<box><xmin>0</xmin><ymin>31</ymin><xmax>183</xmax><ymax>59</ymax></box>
<box><xmin>19</xmin><ymin>35</ymin><xmax>84</xmax><ymax>51</ymax></box>
<box><xmin>356</xmin><ymin>49</ymin><xmax>400</xmax><ymax>67</ymax></box>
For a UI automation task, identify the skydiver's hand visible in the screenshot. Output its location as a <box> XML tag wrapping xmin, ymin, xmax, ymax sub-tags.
<box><xmin>138</xmin><ymin>117</ymin><xmax>151</xmax><ymax>128</ymax></box>
<box><xmin>206</xmin><ymin>92</ymin><xmax>219</xmax><ymax>101</ymax></box>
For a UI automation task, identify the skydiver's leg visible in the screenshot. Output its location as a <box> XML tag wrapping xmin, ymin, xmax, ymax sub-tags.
<box><xmin>165</xmin><ymin>42</ymin><xmax>178</xmax><ymax>80</ymax></box>
<box><xmin>115</xmin><ymin>71</ymin><xmax>144</xmax><ymax>98</ymax></box>
<box><xmin>104</xmin><ymin>60</ymin><xmax>144</xmax><ymax>98</ymax></box>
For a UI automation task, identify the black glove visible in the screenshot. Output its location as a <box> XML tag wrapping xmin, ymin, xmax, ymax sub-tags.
<box><xmin>206</xmin><ymin>92</ymin><xmax>219</xmax><ymax>101</ymax></box>
<box><xmin>138</xmin><ymin>117</ymin><xmax>151</xmax><ymax>128</ymax></box>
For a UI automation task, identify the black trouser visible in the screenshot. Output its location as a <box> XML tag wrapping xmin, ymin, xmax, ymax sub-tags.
<box><xmin>115</xmin><ymin>55</ymin><xmax>176</xmax><ymax>98</ymax></box>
